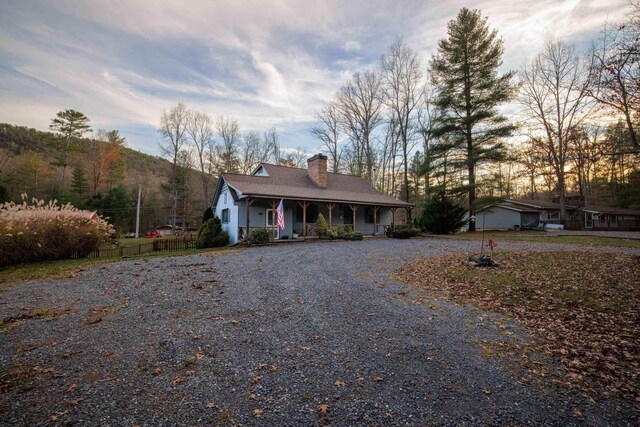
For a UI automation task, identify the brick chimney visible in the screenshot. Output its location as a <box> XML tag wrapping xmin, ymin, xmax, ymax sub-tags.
<box><xmin>307</xmin><ymin>154</ymin><xmax>328</xmax><ymax>188</ymax></box>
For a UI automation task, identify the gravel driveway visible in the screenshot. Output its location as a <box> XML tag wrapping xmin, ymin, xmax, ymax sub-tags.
<box><xmin>1</xmin><ymin>238</ymin><xmax>638</xmax><ymax>426</ymax></box>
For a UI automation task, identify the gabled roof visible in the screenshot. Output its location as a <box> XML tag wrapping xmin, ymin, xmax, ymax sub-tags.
<box><xmin>505</xmin><ymin>198</ymin><xmax>578</xmax><ymax>211</ymax></box>
<box><xmin>219</xmin><ymin>163</ymin><xmax>412</xmax><ymax>207</ymax></box>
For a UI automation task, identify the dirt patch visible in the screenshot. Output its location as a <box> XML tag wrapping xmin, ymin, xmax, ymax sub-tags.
<box><xmin>393</xmin><ymin>250</ymin><xmax>640</xmax><ymax>404</ymax></box>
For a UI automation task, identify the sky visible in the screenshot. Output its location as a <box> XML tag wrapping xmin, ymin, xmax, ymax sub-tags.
<box><xmin>0</xmin><ymin>0</ymin><xmax>629</xmax><ymax>157</ymax></box>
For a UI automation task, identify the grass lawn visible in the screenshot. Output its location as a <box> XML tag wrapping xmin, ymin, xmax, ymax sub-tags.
<box><xmin>0</xmin><ymin>247</ymin><xmax>236</xmax><ymax>289</ymax></box>
<box><xmin>447</xmin><ymin>231</ymin><xmax>640</xmax><ymax>248</ymax></box>
<box><xmin>394</xmin><ymin>251</ymin><xmax>640</xmax><ymax>403</ymax></box>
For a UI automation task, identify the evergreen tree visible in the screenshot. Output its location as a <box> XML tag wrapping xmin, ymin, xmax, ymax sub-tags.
<box><xmin>70</xmin><ymin>165</ymin><xmax>88</xmax><ymax>207</ymax></box>
<box><xmin>418</xmin><ymin>193</ymin><xmax>468</xmax><ymax>234</ymax></box>
<box><xmin>195</xmin><ymin>217</ymin><xmax>228</xmax><ymax>248</ymax></box>
<box><xmin>103</xmin><ymin>184</ymin><xmax>132</xmax><ymax>231</ymax></box>
<box><xmin>315</xmin><ymin>212</ymin><xmax>329</xmax><ymax>238</ymax></box>
<box><xmin>49</xmin><ymin>109</ymin><xmax>91</xmax><ymax>195</ymax></box>
<box><xmin>202</xmin><ymin>206</ymin><xmax>214</xmax><ymax>223</ymax></box>
<box><xmin>430</xmin><ymin>8</ymin><xmax>516</xmax><ymax>231</ymax></box>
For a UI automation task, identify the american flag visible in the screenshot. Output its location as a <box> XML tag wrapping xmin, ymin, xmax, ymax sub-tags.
<box><xmin>277</xmin><ymin>199</ymin><xmax>285</xmax><ymax>230</ymax></box>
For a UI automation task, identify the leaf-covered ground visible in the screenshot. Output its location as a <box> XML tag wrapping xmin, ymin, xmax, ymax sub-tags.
<box><xmin>394</xmin><ymin>250</ymin><xmax>640</xmax><ymax>404</ymax></box>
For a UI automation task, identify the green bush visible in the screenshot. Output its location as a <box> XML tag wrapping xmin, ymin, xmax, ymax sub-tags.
<box><xmin>386</xmin><ymin>224</ymin><xmax>421</xmax><ymax>239</ymax></box>
<box><xmin>315</xmin><ymin>212</ymin><xmax>329</xmax><ymax>238</ymax></box>
<box><xmin>341</xmin><ymin>231</ymin><xmax>363</xmax><ymax>241</ymax></box>
<box><xmin>243</xmin><ymin>228</ymin><xmax>270</xmax><ymax>246</ymax></box>
<box><xmin>0</xmin><ymin>196</ymin><xmax>114</xmax><ymax>266</ymax></box>
<box><xmin>418</xmin><ymin>194</ymin><xmax>467</xmax><ymax>234</ymax></box>
<box><xmin>195</xmin><ymin>217</ymin><xmax>228</xmax><ymax>249</ymax></box>
<box><xmin>202</xmin><ymin>207</ymin><xmax>214</xmax><ymax>223</ymax></box>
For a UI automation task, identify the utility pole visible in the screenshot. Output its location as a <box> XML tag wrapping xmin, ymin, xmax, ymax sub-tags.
<box><xmin>135</xmin><ymin>185</ymin><xmax>141</xmax><ymax>238</ymax></box>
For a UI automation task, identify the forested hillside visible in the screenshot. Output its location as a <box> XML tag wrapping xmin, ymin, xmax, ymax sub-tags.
<box><xmin>0</xmin><ymin>123</ymin><xmax>210</xmax><ymax>232</ymax></box>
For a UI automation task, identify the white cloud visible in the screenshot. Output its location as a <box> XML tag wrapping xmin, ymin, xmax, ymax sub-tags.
<box><xmin>0</xmin><ymin>0</ymin><xmax>630</xmax><ymax>156</ymax></box>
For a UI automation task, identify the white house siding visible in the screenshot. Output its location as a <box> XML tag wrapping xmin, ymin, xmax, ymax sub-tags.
<box><xmin>214</xmin><ymin>183</ymin><xmax>239</xmax><ymax>244</ymax></box>
<box><xmin>477</xmin><ymin>207</ymin><xmax>521</xmax><ymax>230</ymax></box>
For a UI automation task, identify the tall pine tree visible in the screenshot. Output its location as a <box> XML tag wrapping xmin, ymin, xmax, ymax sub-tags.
<box><xmin>430</xmin><ymin>8</ymin><xmax>515</xmax><ymax>231</ymax></box>
<box><xmin>49</xmin><ymin>109</ymin><xmax>91</xmax><ymax>195</ymax></box>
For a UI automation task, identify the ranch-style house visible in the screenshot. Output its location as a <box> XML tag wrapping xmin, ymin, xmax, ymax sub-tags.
<box><xmin>211</xmin><ymin>154</ymin><xmax>413</xmax><ymax>244</ymax></box>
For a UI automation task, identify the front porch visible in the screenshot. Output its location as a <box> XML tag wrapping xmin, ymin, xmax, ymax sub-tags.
<box><xmin>235</xmin><ymin>198</ymin><xmax>406</xmax><ymax>241</ymax></box>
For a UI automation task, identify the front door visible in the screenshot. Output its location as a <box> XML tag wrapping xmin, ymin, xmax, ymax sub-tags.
<box><xmin>584</xmin><ymin>212</ymin><xmax>594</xmax><ymax>229</ymax></box>
<box><xmin>266</xmin><ymin>209</ymin><xmax>280</xmax><ymax>239</ymax></box>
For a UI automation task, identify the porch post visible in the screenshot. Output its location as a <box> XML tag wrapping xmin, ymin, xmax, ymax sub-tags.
<box><xmin>326</xmin><ymin>203</ymin><xmax>335</xmax><ymax>230</ymax></box>
<box><xmin>372</xmin><ymin>206</ymin><xmax>379</xmax><ymax>236</ymax></box>
<box><xmin>269</xmin><ymin>199</ymin><xmax>278</xmax><ymax>241</ymax></box>
<box><xmin>391</xmin><ymin>207</ymin><xmax>397</xmax><ymax>231</ymax></box>
<box><xmin>349</xmin><ymin>204</ymin><xmax>358</xmax><ymax>232</ymax></box>
<box><xmin>245</xmin><ymin>197</ymin><xmax>254</xmax><ymax>239</ymax></box>
<box><xmin>297</xmin><ymin>201</ymin><xmax>309</xmax><ymax>238</ymax></box>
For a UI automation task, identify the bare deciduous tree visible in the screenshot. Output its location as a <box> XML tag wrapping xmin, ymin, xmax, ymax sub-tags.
<box><xmin>336</xmin><ymin>70</ymin><xmax>384</xmax><ymax>181</ymax></box>
<box><xmin>186</xmin><ymin>110</ymin><xmax>215</xmax><ymax>204</ymax></box>
<box><xmin>380</xmin><ymin>38</ymin><xmax>423</xmax><ymax>206</ymax></box>
<box><xmin>159</xmin><ymin>102</ymin><xmax>190</xmax><ymax>227</ymax></box>
<box><xmin>589</xmin><ymin>13</ymin><xmax>640</xmax><ymax>147</ymax></box>
<box><xmin>215</xmin><ymin>115</ymin><xmax>241</xmax><ymax>173</ymax></box>
<box><xmin>311</xmin><ymin>101</ymin><xmax>343</xmax><ymax>172</ymax></box>
<box><xmin>520</xmin><ymin>42</ymin><xmax>594</xmax><ymax>219</ymax></box>
<box><xmin>263</xmin><ymin>127</ymin><xmax>281</xmax><ymax>164</ymax></box>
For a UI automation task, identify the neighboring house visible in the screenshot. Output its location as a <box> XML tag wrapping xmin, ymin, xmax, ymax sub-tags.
<box><xmin>211</xmin><ymin>154</ymin><xmax>413</xmax><ymax>244</ymax></box>
<box><xmin>155</xmin><ymin>225</ymin><xmax>174</xmax><ymax>236</ymax></box>
<box><xmin>471</xmin><ymin>198</ymin><xmax>640</xmax><ymax>231</ymax></box>
<box><xmin>582</xmin><ymin>206</ymin><xmax>640</xmax><ymax>230</ymax></box>
<box><xmin>472</xmin><ymin>203</ymin><xmax>544</xmax><ymax>230</ymax></box>
<box><xmin>470</xmin><ymin>199</ymin><xmax>580</xmax><ymax>230</ymax></box>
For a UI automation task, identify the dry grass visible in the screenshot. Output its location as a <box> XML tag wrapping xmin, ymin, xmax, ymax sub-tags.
<box><xmin>447</xmin><ymin>231</ymin><xmax>640</xmax><ymax>248</ymax></box>
<box><xmin>394</xmin><ymin>251</ymin><xmax>640</xmax><ymax>403</ymax></box>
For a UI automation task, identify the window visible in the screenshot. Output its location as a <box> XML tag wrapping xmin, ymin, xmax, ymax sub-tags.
<box><xmin>365</xmin><ymin>207</ymin><xmax>375</xmax><ymax>224</ymax></box>
<box><xmin>224</xmin><ymin>192</ymin><xmax>227</xmax><ymax>204</ymax></box>
<box><xmin>221</xmin><ymin>208</ymin><xmax>229</xmax><ymax>223</ymax></box>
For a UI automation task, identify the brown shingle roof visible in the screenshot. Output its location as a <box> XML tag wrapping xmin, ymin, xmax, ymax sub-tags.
<box><xmin>222</xmin><ymin>163</ymin><xmax>412</xmax><ymax>207</ymax></box>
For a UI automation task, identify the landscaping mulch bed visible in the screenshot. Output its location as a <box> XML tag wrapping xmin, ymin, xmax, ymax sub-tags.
<box><xmin>394</xmin><ymin>250</ymin><xmax>640</xmax><ymax>405</ymax></box>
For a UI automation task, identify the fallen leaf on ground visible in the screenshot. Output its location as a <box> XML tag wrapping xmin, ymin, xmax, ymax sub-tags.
<box><xmin>318</xmin><ymin>404</ymin><xmax>329</xmax><ymax>416</ymax></box>
<box><xmin>253</xmin><ymin>409</ymin><xmax>263</xmax><ymax>418</ymax></box>
<box><xmin>334</xmin><ymin>380</ymin><xmax>346</xmax><ymax>387</ymax></box>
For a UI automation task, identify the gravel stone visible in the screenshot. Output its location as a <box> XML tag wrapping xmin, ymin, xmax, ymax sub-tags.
<box><xmin>1</xmin><ymin>238</ymin><xmax>638</xmax><ymax>426</ymax></box>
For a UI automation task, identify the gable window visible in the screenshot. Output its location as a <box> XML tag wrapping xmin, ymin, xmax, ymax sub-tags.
<box><xmin>221</xmin><ymin>208</ymin><xmax>230</xmax><ymax>224</ymax></box>
<box><xmin>224</xmin><ymin>191</ymin><xmax>228</xmax><ymax>204</ymax></box>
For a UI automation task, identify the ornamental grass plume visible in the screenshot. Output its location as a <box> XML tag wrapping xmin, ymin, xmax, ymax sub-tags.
<box><xmin>0</xmin><ymin>194</ymin><xmax>115</xmax><ymax>267</ymax></box>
